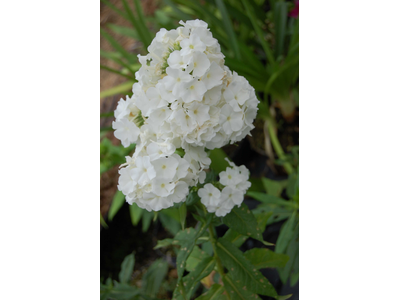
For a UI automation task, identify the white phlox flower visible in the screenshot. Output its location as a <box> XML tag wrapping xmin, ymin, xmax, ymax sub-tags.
<box><xmin>113</xmin><ymin>20</ymin><xmax>258</xmax><ymax>211</ymax></box>
<box><xmin>198</xmin><ymin>159</ymin><xmax>252</xmax><ymax>217</ymax></box>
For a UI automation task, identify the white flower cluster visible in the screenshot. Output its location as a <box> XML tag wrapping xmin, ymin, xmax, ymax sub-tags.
<box><xmin>198</xmin><ymin>159</ymin><xmax>251</xmax><ymax>217</ymax></box>
<box><xmin>113</xmin><ymin>19</ymin><xmax>258</xmax><ymax>212</ymax></box>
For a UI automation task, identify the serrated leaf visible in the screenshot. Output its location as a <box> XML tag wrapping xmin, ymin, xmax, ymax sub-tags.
<box><xmin>183</xmin><ymin>257</ymin><xmax>216</xmax><ymax>299</ymax></box>
<box><xmin>186</xmin><ymin>245</ymin><xmax>211</xmax><ymax>272</ymax></box>
<box><xmin>222</xmin><ymin>273</ymin><xmax>260</xmax><ymax>300</ymax></box>
<box><xmin>129</xmin><ymin>203</ymin><xmax>143</xmax><ymax>226</ymax></box>
<box><xmin>118</xmin><ymin>253</ymin><xmax>135</xmax><ymax>284</ymax></box>
<box><xmin>223</xmin><ymin>211</ymin><xmax>273</xmax><ymax>248</ymax></box>
<box><xmin>196</xmin><ymin>284</ymin><xmax>225</xmax><ymax>300</ymax></box>
<box><xmin>216</xmin><ymin>238</ymin><xmax>277</xmax><ymax>297</ymax></box>
<box><xmin>244</xmin><ymin>248</ymin><xmax>289</xmax><ymax>269</ymax></box>
<box><xmin>142</xmin><ymin>259</ymin><xmax>168</xmax><ymax>298</ymax></box>
<box><xmin>223</xmin><ymin>204</ymin><xmax>263</xmax><ymax>242</ymax></box>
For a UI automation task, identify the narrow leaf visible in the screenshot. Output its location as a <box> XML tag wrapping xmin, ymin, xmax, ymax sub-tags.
<box><xmin>129</xmin><ymin>202</ymin><xmax>143</xmax><ymax>226</ymax></box>
<box><xmin>247</xmin><ymin>191</ymin><xmax>298</xmax><ymax>210</ymax></box>
<box><xmin>142</xmin><ymin>259</ymin><xmax>168</xmax><ymax>297</ymax></box>
<box><xmin>215</xmin><ymin>0</ymin><xmax>241</xmax><ymax>60</ymax></box>
<box><xmin>179</xmin><ymin>202</ymin><xmax>187</xmax><ymax>230</ymax></box>
<box><xmin>275</xmin><ymin>212</ymin><xmax>297</xmax><ymax>254</ymax></box>
<box><xmin>118</xmin><ymin>253</ymin><xmax>135</xmax><ymax>284</ymax></box>
<box><xmin>100</xmin><ymin>81</ymin><xmax>134</xmax><ymax>99</ymax></box>
<box><xmin>108</xmin><ymin>191</ymin><xmax>125</xmax><ymax>221</ymax></box>
<box><xmin>241</xmin><ymin>0</ymin><xmax>275</xmax><ymax>65</ymax></box>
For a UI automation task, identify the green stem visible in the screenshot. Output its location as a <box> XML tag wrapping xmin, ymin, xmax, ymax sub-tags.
<box><xmin>268</xmin><ymin>121</ymin><xmax>294</xmax><ymax>175</ymax></box>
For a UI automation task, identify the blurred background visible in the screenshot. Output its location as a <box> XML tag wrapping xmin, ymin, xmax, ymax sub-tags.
<box><xmin>100</xmin><ymin>0</ymin><xmax>299</xmax><ymax>299</ymax></box>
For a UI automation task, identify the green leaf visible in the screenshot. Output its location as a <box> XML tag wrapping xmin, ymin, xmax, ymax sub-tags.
<box><xmin>100</xmin><ymin>0</ymin><xmax>128</xmax><ymax>19</ymax></box>
<box><xmin>108</xmin><ymin>23</ymin><xmax>138</xmax><ymax>39</ymax></box>
<box><xmin>275</xmin><ymin>212</ymin><xmax>297</xmax><ymax>254</ymax></box>
<box><xmin>222</xmin><ymin>273</ymin><xmax>261</xmax><ymax>300</ymax></box>
<box><xmin>176</xmin><ymin>216</ymin><xmax>212</xmax><ymax>281</ymax></box>
<box><xmin>141</xmin><ymin>210</ymin><xmax>153</xmax><ymax>232</ymax></box>
<box><xmin>183</xmin><ymin>257</ymin><xmax>216</xmax><ymax>299</ymax></box>
<box><xmin>223</xmin><ymin>211</ymin><xmax>273</xmax><ymax>248</ymax></box>
<box><xmin>100</xmin><ymin>212</ymin><xmax>108</xmax><ymax>229</ymax></box>
<box><xmin>223</xmin><ymin>203</ymin><xmax>263</xmax><ymax>242</ymax></box>
<box><xmin>247</xmin><ymin>191</ymin><xmax>298</xmax><ymax>210</ymax></box>
<box><xmin>133</xmin><ymin>0</ymin><xmax>153</xmax><ymax>48</ymax></box>
<box><xmin>108</xmin><ymin>191</ymin><xmax>125</xmax><ymax>221</ymax></box>
<box><xmin>186</xmin><ymin>245</ymin><xmax>211</xmax><ymax>272</ymax></box>
<box><xmin>216</xmin><ymin>238</ymin><xmax>277</xmax><ymax>297</ymax></box>
<box><xmin>141</xmin><ymin>259</ymin><xmax>168</xmax><ymax>297</ymax></box>
<box><xmin>278</xmin><ymin>223</ymin><xmax>299</xmax><ymax>285</ymax></box>
<box><xmin>274</xmin><ymin>1</ymin><xmax>288</xmax><ymax>58</ymax></box>
<box><xmin>100</xmin><ymin>65</ymin><xmax>136</xmax><ymax>80</ymax></box>
<box><xmin>129</xmin><ymin>203</ymin><xmax>143</xmax><ymax>226</ymax></box>
<box><xmin>100</xmin><ymin>81</ymin><xmax>134</xmax><ymax>99</ymax></box>
<box><xmin>100</xmin><ymin>28</ymin><xmax>135</xmax><ymax>64</ymax></box>
<box><xmin>244</xmin><ymin>248</ymin><xmax>289</xmax><ymax>269</ymax></box>
<box><xmin>154</xmin><ymin>238</ymin><xmax>174</xmax><ymax>249</ymax></box>
<box><xmin>186</xmin><ymin>188</ymin><xmax>200</xmax><ymax>206</ymax></box>
<box><xmin>119</xmin><ymin>253</ymin><xmax>135</xmax><ymax>284</ymax></box>
<box><xmin>159</xmin><ymin>211</ymin><xmax>181</xmax><ymax>235</ymax></box>
<box><xmin>209</xmin><ymin>148</ymin><xmax>229</xmax><ymax>173</ymax></box>
<box><xmin>179</xmin><ymin>202</ymin><xmax>187</xmax><ymax>230</ymax></box>
<box><xmin>286</xmin><ymin>172</ymin><xmax>299</xmax><ymax>200</ymax></box>
<box><xmin>196</xmin><ymin>284</ymin><xmax>225</xmax><ymax>300</ymax></box>
<box><xmin>215</xmin><ymin>0</ymin><xmax>241</xmax><ymax>60</ymax></box>
<box><xmin>261</xmin><ymin>178</ymin><xmax>286</xmax><ymax>197</ymax></box>
<box><xmin>241</xmin><ymin>0</ymin><xmax>275</xmax><ymax>65</ymax></box>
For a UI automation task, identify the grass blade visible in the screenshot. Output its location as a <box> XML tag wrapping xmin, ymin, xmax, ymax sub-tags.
<box><xmin>100</xmin><ymin>28</ymin><xmax>136</xmax><ymax>64</ymax></box>
<box><xmin>133</xmin><ymin>0</ymin><xmax>152</xmax><ymax>47</ymax></box>
<box><xmin>215</xmin><ymin>0</ymin><xmax>241</xmax><ymax>60</ymax></box>
<box><xmin>100</xmin><ymin>65</ymin><xmax>136</xmax><ymax>80</ymax></box>
<box><xmin>241</xmin><ymin>0</ymin><xmax>275</xmax><ymax>66</ymax></box>
<box><xmin>100</xmin><ymin>81</ymin><xmax>135</xmax><ymax>99</ymax></box>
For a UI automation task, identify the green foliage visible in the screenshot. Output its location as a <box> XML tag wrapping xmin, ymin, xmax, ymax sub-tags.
<box><xmin>100</xmin><ymin>138</ymin><xmax>135</xmax><ymax>175</ymax></box>
<box><xmin>223</xmin><ymin>203</ymin><xmax>264</xmax><ymax>242</ymax></box>
<box><xmin>119</xmin><ymin>253</ymin><xmax>135</xmax><ymax>284</ymax></box>
<box><xmin>216</xmin><ymin>238</ymin><xmax>277</xmax><ymax>298</ymax></box>
<box><xmin>141</xmin><ymin>259</ymin><xmax>169</xmax><ymax>297</ymax></box>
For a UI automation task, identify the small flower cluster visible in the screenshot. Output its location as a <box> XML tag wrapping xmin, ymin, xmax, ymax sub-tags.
<box><xmin>198</xmin><ymin>159</ymin><xmax>251</xmax><ymax>217</ymax></box>
<box><xmin>113</xmin><ymin>20</ymin><xmax>257</xmax><ymax>212</ymax></box>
